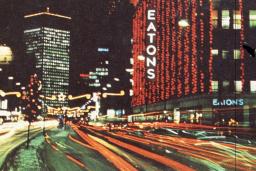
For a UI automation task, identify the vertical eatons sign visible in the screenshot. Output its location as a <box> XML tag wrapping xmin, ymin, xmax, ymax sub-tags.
<box><xmin>146</xmin><ymin>9</ymin><xmax>156</xmax><ymax>80</ymax></box>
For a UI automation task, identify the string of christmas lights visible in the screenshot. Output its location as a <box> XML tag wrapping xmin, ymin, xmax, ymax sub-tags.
<box><xmin>132</xmin><ymin>0</ymin><xmax>213</xmax><ymax>107</ymax></box>
<box><xmin>209</xmin><ymin>0</ymin><xmax>214</xmax><ymax>93</ymax></box>
<box><xmin>165</xmin><ymin>0</ymin><xmax>171</xmax><ymax>100</ymax></box>
<box><xmin>239</xmin><ymin>0</ymin><xmax>245</xmax><ymax>92</ymax></box>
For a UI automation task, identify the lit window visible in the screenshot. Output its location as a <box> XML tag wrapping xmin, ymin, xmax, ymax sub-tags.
<box><xmin>233</xmin><ymin>49</ymin><xmax>240</xmax><ymax>59</ymax></box>
<box><xmin>249</xmin><ymin>10</ymin><xmax>256</xmax><ymax>28</ymax></box>
<box><xmin>250</xmin><ymin>81</ymin><xmax>256</xmax><ymax>92</ymax></box>
<box><xmin>233</xmin><ymin>10</ymin><xmax>241</xmax><ymax>29</ymax></box>
<box><xmin>212</xmin><ymin>10</ymin><xmax>218</xmax><ymax>28</ymax></box>
<box><xmin>222</xmin><ymin>10</ymin><xmax>230</xmax><ymax>29</ymax></box>
<box><xmin>223</xmin><ymin>80</ymin><xmax>230</xmax><ymax>88</ymax></box>
<box><xmin>211</xmin><ymin>49</ymin><xmax>219</xmax><ymax>57</ymax></box>
<box><xmin>211</xmin><ymin>81</ymin><xmax>218</xmax><ymax>92</ymax></box>
<box><xmin>222</xmin><ymin>50</ymin><xmax>229</xmax><ymax>59</ymax></box>
<box><xmin>234</xmin><ymin>81</ymin><xmax>242</xmax><ymax>92</ymax></box>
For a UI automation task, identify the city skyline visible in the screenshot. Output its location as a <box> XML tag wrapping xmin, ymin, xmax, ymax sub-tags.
<box><xmin>0</xmin><ymin>1</ymin><xmax>256</xmax><ymax>171</ymax></box>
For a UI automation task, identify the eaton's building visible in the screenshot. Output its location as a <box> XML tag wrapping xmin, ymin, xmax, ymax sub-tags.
<box><xmin>132</xmin><ymin>0</ymin><xmax>256</xmax><ymax>127</ymax></box>
<box><xmin>24</xmin><ymin>8</ymin><xmax>71</xmax><ymax>110</ymax></box>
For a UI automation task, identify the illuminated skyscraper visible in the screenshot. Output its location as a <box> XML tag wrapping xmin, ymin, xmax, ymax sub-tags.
<box><xmin>24</xmin><ymin>8</ymin><xmax>71</xmax><ymax>110</ymax></box>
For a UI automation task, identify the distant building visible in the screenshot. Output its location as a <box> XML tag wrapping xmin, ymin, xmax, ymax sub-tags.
<box><xmin>24</xmin><ymin>8</ymin><xmax>71</xmax><ymax>111</ymax></box>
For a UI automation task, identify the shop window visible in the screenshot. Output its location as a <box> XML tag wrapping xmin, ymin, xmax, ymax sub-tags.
<box><xmin>233</xmin><ymin>10</ymin><xmax>241</xmax><ymax>29</ymax></box>
<box><xmin>222</xmin><ymin>10</ymin><xmax>230</xmax><ymax>29</ymax></box>
<box><xmin>211</xmin><ymin>49</ymin><xmax>219</xmax><ymax>57</ymax></box>
<box><xmin>234</xmin><ymin>80</ymin><xmax>242</xmax><ymax>92</ymax></box>
<box><xmin>212</xmin><ymin>10</ymin><xmax>218</xmax><ymax>28</ymax></box>
<box><xmin>233</xmin><ymin>49</ymin><xmax>240</xmax><ymax>59</ymax></box>
<box><xmin>249</xmin><ymin>10</ymin><xmax>256</xmax><ymax>28</ymax></box>
<box><xmin>222</xmin><ymin>50</ymin><xmax>229</xmax><ymax>59</ymax></box>
<box><xmin>211</xmin><ymin>81</ymin><xmax>218</xmax><ymax>92</ymax></box>
<box><xmin>223</xmin><ymin>80</ymin><xmax>230</xmax><ymax>88</ymax></box>
<box><xmin>250</xmin><ymin>81</ymin><xmax>256</xmax><ymax>92</ymax></box>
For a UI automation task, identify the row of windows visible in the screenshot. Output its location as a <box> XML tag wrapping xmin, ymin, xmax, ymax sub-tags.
<box><xmin>44</xmin><ymin>40</ymin><xmax>69</xmax><ymax>47</ymax></box>
<box><xmin>211</xmin><ymin>80</ymin><xmax>256</xmax><ymax>92</ymax></box>
<box><xmin>42</xmin><ymin>77</ymin><xmax>67</xmax><ymax>81</ymax></box>
<box><xmin>45</xmin><ymin>101</ymin><xmax>68</xmax><ymax>106</ymax></box>
<box><xmin>211</xmin><ymin>49</ymin><xmax>240</xmax><ymax>59</ymax></box>
<box><xmin>44</xmin><ymin>47</ymin><xmax>69</xmax><ymax>52</ymax></box>
<box><xmin>44</xmin><ymin>57</ymin><xmax>69</xmax><ymax>62</ymax></box>
<box><xmin>212</xmin><ymin>10</ymin><xmax>256</xmax><ymax>29</ymax></box>
<box><xmin>43</xmin><ymin>64</ymin><xmax>69</xmax><ymax>69</ymax></box>
<box><xmin>43</xmin><ymin>90</ymin><xmax>68</xmax><ymax>94</ymax></box>
<box><xmin>43</xmin><ymin>69</ymin><xmax>69</xmax><ymax>75</ymax></box>
<box><xmin>44</xmin><ymin>27</ymin><xmax>70</xmax><ymax>34</ymax></box>
<box><xmin>43</xmin><ymin>33</ymin><xmax>69</xmax><ymax>39</ymax></box>
<box><xmin>42</xmin><ymin>75</ymin><xmax>69</xmax><ymax>80</ymax></box>
<box><xmin>43</xmin><ymin>78</ymin><xmax>69</xmax><ymax>83</ymax></box>
<box><xmin>43</xmin><ymin>59</ymin><xmax>69</xmax><ymax>65</ymax></box>
<box><xmin>44</xmin><ymin>85</ymin><xmax>66</xmax><ymax>88</ymax></box>
<box><xmin>43</xmin><ymin>64</ymin><xmax>69</xmax><ymax>70</ymax></box>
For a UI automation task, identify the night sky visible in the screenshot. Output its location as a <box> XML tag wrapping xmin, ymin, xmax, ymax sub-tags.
<box><xmin>0</xmin><ymin>0</ymin><xmax>134</xmax><ymax>92</ymax></box>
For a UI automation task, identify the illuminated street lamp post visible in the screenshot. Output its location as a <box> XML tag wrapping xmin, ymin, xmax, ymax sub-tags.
<box><xmin>178</xmin><ymin>19</ymin><xmax>190</xmax><ymax>27</ymax></box>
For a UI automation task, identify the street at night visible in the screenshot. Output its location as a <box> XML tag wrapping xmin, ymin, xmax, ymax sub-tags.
<box><xmin>1</xmin><ymin>0</ymin><xmax>256</xmax><ymax>170</ymax></box>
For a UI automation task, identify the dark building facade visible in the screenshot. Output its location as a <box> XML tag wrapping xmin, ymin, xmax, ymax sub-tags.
<box><xmin>71</xmin><ymin>0</ymin><xmax>134</xmax><ymax>115</ymax></box>
<box><xmin>132</xmin><ymin>0</ymin><xmax>256</xmax><ymax>127</ymax></box>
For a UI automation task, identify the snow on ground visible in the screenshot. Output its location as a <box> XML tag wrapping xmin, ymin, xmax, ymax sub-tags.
<box><xmin>3</xmin><ymin>134</ymin><xmax>45</xmax><ymax>171</ymax></box>
<box><xmin>2</xmin><ymin>126</ymin><xmax>116</xmax><ymax>171</ymax></box>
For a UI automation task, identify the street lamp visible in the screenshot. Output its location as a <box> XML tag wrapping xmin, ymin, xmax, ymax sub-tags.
<box><xmin>178</xmin><ymin>19</ymin><xmax>190</xmax><ymax>27</ymax></box>
<box><xmin>114</xmin><ymin>77</ymin><xmax>120</xmax><ymax>82</ymax></box>
<box><xmin>106</xmin><ymin>83</ymin><xmax>112</xmax><ymax>88</ymax></box>
<box><xmin>125</xmin><ymin>68</ymin><xmax>133</xmax><ymax>73</ymax></box>
<box><xmin>138</xmin><ymin>55</ymin><xmax>145</xmax><ymax>61</ymax></box>
<box><xmin>8</xmin><ymin>76</ymin><xmax>14</xmax><ymax>80</ymax></box>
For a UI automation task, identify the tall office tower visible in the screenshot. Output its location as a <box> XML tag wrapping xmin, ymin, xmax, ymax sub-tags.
<box><xmin>24</xmin><ymin>8</ymin><xmax>71</xmax><ymax>111</ymax></box>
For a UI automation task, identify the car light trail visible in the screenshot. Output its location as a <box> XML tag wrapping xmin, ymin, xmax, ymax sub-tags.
<box><xmin>65</xmin><ymin>153</ymin><xmax>86</xmax><ymax>168</ymax></box>
<box><xmin>84</xmin><ymin>124</ymin><xmax>256</xmax><ymax>170</ymax></box>
<box><xmin>68</xmin><ymin>134</ymin><xmax>95</xmax><ymax>150</ymax></box>
<box><xmin>45</xmin><ymin>133</ymin><xmax>88</xmax><ymax>169</ymax></box>
<box><xmin>71</xmin><ymin>124</ymin><xmax>138</xmax><ymax>171</ymax></box>
<box><xmin>84</xmin><ymin>126</ymin><xmax>195</xmax><ymax>171</ymax></box>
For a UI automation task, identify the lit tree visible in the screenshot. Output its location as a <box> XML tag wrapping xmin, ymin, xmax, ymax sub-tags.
<box><xmin>24</xmin><ymin>74</ymin><xmax>42</xmax><ymax>121</ymax></box>
<box><xmin>22</xmin><ymin>74</ymin><xmax>42</xmax><ymax>148</ymax></box>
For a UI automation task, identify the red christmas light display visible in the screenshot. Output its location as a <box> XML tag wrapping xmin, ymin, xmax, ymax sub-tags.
<box><xmin>239</xmin><ymin>0</ymin><xmax>245</xmax><ymax>92</ymax></box>
<box><xmin>209</xmin><ymin>0</ymin><xmax>214</xmax><ymax>93</ymax></box>
<box><xmin>132</xmin><ymin>2</ymin><xmax>146</xmax><ymax>107</ymax></box>
<box><xmin>132</xmin><ymin>0</ymin><xmax>213</xmax><ymax>107</ymax></box>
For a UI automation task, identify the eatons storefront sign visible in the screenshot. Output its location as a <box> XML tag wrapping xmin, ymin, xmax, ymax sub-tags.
<box><xmin>212</xmin><ymin>98</ymin><xmax>244</xmax><ymax>106</ymax></box>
